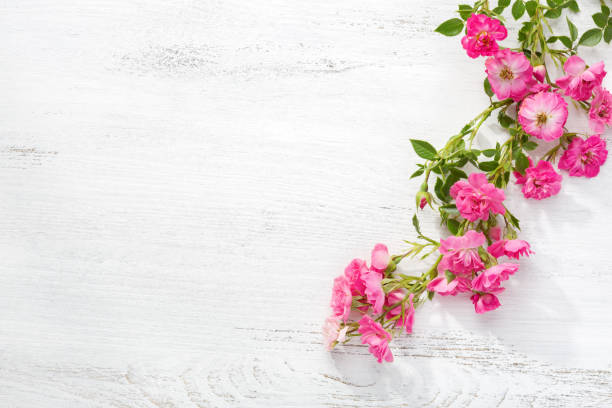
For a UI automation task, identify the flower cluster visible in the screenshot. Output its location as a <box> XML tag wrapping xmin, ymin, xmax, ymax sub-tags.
<box><xmin>325</xmin><ymin>3</ymin><xmax>610</xmax><ymax>363</ymax></box>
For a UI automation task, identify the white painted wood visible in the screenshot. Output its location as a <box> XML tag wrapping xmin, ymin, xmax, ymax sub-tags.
<box><xmin>1</xmin><ymin>0</ymin><xmax>611</xmax><ymax>406</ymax></box>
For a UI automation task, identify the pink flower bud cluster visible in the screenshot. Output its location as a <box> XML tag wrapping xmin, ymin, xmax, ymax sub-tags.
<box><xmin>326</xmin><ymin>243</ymin><xmax>409</xmax><ymax>363</ymax></box>
<box><xmin>428</xmin><ymin>230</ymin><xmax>531</xmax><ymax>314</ymax></box>
<box><xmin>463</xmin><ymin>14</ymin><xmax>608</xmax><ymax>196</ymax></box>
<box><xmin>325</xmin><ymin>11</ymin><xmax>610</xmax><ymax>364</ymax></box>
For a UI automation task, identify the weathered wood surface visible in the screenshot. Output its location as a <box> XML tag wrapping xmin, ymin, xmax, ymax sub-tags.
<box><xmin>1</xmin><ymin>0</ymin><xmax>611</xmax><ymax>406</ymax></box>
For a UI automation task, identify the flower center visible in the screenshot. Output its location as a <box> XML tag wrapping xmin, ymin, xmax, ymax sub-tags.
<box><xmin>536</xmin><ymin>112</ymin><xmax>548</xmax><ymax>126</ymax></box>
<box><xmin>499</xmin><ymin>66</ymin><xmax>514</xmax><ymax>80</ymax></box>
<box><xmin>582</xmin><ymin>151</ymin><xmax>595</xmax><ymax>164</ymax></box>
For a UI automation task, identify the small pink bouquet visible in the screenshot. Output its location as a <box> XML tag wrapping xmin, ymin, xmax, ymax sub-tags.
<box><xmin>325</xmin><ymin>0</ymin><xmax>610</xmax><ymax>362</ymax></box>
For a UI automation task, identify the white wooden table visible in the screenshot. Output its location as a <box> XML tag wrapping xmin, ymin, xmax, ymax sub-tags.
<box><xmin>1</xmin><ymin>1</ymin><xmax>611</xmax><ymax>406</ymax></box>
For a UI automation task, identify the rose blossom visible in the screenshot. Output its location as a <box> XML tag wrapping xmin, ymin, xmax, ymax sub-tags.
<box><xmin>385</xmin><ymin>291</ymin><xmax>415</xmax><ymax>334</ymax></box>
<box><xmin>438</xmin><ymin>230</ymin><xmax>486</xmax><ymax>276</ymax></box>
<box><xmin>471</xmin><ymin>293</ymin><xmax>502</xmax><ymax>314</ymax></box>
<box><xmin>489</xmin><ymin>226</ymin><xmax>502</xmax><ymax>241</ymax></box>
<box><xmin>533</xmin><ymin>65</ymin><xmax>546</xmax><ymax>82</ymax></box>
<box><xmin>427</xmin><ymin>275</ymin><xmax>472</xmax><ymax>296</ymax></box>
<box><xmin>331</xmin><ymin>276</ymin><xmax>352</xmax><ymax>322</ymax></box>
<box><xmin>344</xmin><ymin>258</ymin><xmax>368</xmax><ymax>296</ymax></box>
<box><xmin>461</xmin><ymin>14</ymin><xmax>508</xmax><ymax>58</ymax></box>
<box><xmin>528</xmin><ymin>65</ymin><xmax>551</xmax><ymax>93</ymax></box>
<box><xmin>514</xmin><ymin>159</ymin><xmax>562</xmax><ymax>200</ymax></box>
<box><xmin>471</xmin><ymin>263</ymin><xmax>518</xmax><ymax>292</ymax></box>
<box><xmin>358</xmin><ymin>315</ymin><xmax>394</xmax><ymax>363</ymax></box>
<box><xmin>343</xmin><ymin>244</ymin><xmax>388</xmax><ymax>294</ymax></box>
<box><xmin>518</xmin><ymin>91</ymin><xmax>568</xmax><ymax>141</ymax></box>
<box><xmin>363</xmin><ymin>269</ymin><xmax>385</xmax><ymax>314</ymax></box>
<box><xmin>450</xmin><ymin>173</ymin><xmax>506</xmax><ymax>222</ymax></box>
<box><xmin>485</xmin><ymin>49</ymin><xmax>535</xmax><ymax>101</ymax></box>
<box><xmin>322</xmin><ymin>316</ymin><xmax>348</xmax><ymax>351</ymax></box>
<box><xmin>589</xmin><ymin>87</ymin><xmax>612</xmax><ymax>133</ymax></box>
<box><xmin>559</xmin><ymin>135</ymin><xmax>608</xmax><ymax>178</ymax></box>
<box><xmin>487</xmin><ymin>239</ymin><xmax>533</xmax><ymax>259</ymax></box>
<box><xmin>370</xmin><ymin>243</ymin><xmax>390</xmax><ymax>273</ymax></box>
<box><xmin>556</xmin><ymin>56</ymin><xmax>606</xmax><ymax>101</ymax></box>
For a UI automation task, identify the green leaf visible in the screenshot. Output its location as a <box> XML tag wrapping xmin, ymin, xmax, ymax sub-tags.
<box><xmin>442</xmin><ymin>174</ymin><xmax>459</xmax><ymax>197</ymax></box>
<box><xmin>579</xmin><ymin>28</ymin><xmax>603</xmax><ymax>46</ymax></box>
<box><xmin>427</xmin><ymin>290</ymin><xmax>435</xmax><ymax>301</ymax></box>
<box><xmin>412</xmin><ymin>214</ymin><xmax>421</xmax><ymax>235</ymax></box>
<box><xmin>410</xmin><ymin>168</ymin><xmax>424</xmax><ymax>179</ymax></box>
<box><xmin>507</xmin><ymin>211</ymin><xmax>521</xmax><ymax>230</ymax></box>
<box><xmin>512</xmin><ymin>0</ymin><xmax>525</xmax><ymax>19</ymax></box>
<box><xmin>524</xmin><ymin>141</ymin><xmax>538</xmax><ymax>150</ymax></box>
<box><xmin>593</xmin><ymin>13</ymin><xmax>608</xmax><ymax>28</ymax></box>
<box><xmin>558</xmin><ymin>35</ymin><xmax>573</xmax><ymax>48</ymax></box>
<box><xmin>484</xmin><ymin>77</ymin><xmax>494</xmax><ymax>97</ymax></box>
<box><xmin>567</xmin><ymin>0</ymin><xmax>579</xmax><ymax>12</ymax></box>
<box><xmin>602</xmin><ymin>5</ymin><xmax>610</xmax><ymax>19</ymax></box>
<box><xmin>458</xmin><ymin>7</ymin><xmax>473</xmax><ymax>20</ymax></box>
<box><xmin>482</xmin><ymin>149</ymin><xmax>497</xmax><ymax>157</ymax></box>
<box><xmin>605</xmin><ymin>25</ymin><xmax>612</xmax><ymax>44</ymax></box>
<box><xmin>525</xmin><ymin>0</ymin><xmax>537</xmax><ymax>17</ymax></box>
<box><xmin>434</xmin><ymin>177</ymin><xmax>450</xmax><ymax>202</ymax></box>
<box><xmin>465</xmin><ymin>149</ymin><xmax>481</xmax><ymax>161</ymax></box>
<box><xmin>449</xmin><ymin>167</ymin><xmax>468</xmax><ymax>179</ymax></box>
<box><xmin>492</xmin><ymin>6</ymin><xmax>505</xmax><ymax>14</ymax></box>
<box><xmin>479</xmin><ymin>161</ymin><xmax>499</xmax><ymax>171</ymax></box>
<box><xmin>515</xmin><ymin>153</ymin><xmax>530</xmax><ymax>174</ymax></box>
<box><xmin>410</xmin><ymin>139</ymin><xmax>438</xmax><ymax>160</ymax></box>
<box><xmin>546</xmin><ymin>36</ymin><xmax>558</xmax><ymax>43</ymax></box>
<box><xmin>435</xmin><ymin>18</ymin><xmax>465</xmax><ymax>36</ymax></box>
<box><xmin>447</xmin><ymin>219</ymin><xmax>461</xmax><ymax>236</ymax></box>
<box><xmin>445</xmin><ymin>269</ymin><xmax>456</xmax><ymax>283</ymax></box>
<box><xmin>544</xmin><ymin>8</ymin><xmax>562</xmax><ymax>19</ymax></box>
<box><xmin>567</xmin><ymin>17</ymin><xmax>578</xmax><ymax>42</ymax></box>
<box><xmin>498</xmin><ymin>0</ymin><xmax>511</xmax><ymax>8</ymax></box>
<box><xmin>498</xmin><ymin>111</ymin><xmax>514</xmax><ymax>128</ymax></box>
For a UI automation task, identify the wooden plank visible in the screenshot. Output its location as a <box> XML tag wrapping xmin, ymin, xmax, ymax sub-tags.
<box><xmin>0</xmin><ymin>0</ymin><xmax>611</xmax><ymax>406</ymax></box>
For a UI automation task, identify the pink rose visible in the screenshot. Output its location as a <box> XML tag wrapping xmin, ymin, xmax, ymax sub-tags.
<box><xmin>518</xmin><ymin>91</ymin><xmax>568</xmax><ymax>141</ymax></box>
<box><xmin>514</xmin><ymin>159</ymin><xmax>562</xmax><ymax>200</ymax></box>
<box><xmin>471</xmin><ymin>293</ymin><xmax>502</xmax><ymax>314</ymax></box>
<box><xmin>450</xmin><ymin>173</ymin><xmax>506</xmax><ymax>222</ymax></box>
<box><xmin>489</xmin><ymin>226</ymin><xmax>502</xmax><ymax>241</ymax></box>
<box><xmin>427</xmin><ymin>275</ymin><xmax>472</xmax><ymax>296</ymax></box>
<box><xmin>438</xmin><ymin>230</ymin><xmax>486</xmax><ymax>276</ymax></box>
<box><xmin>363</xmin><ymin>269</ymin><xmax>385</xmax><ymax>314</ymax></box>
<box><xmin>330</xmin><ymin>276</ymin><xmax>352</xmax><ymax>322</ymax></box>
<box><xmin>533</xmin><ymin>65</ymin><xmax>546</xmax><ymax>83</ymax></box>
<box><xmin>558</xmin><ymin>135</ymin><xmax>608</xmax><ymax>178</ymax></box>
<box><xmin>342</xmin><ymin>243</ymin><xmax>390</xmax><ymax>313</ymax></box>
<box><xmin>461</xmin><ymin>14</ymin><xmax>508</xmax><ymax>58</ymax></box>
<box><xmin>358</xmin><ymin>315</ymin><xmax>394</xmax><ymax>363</ymax></box>
<box><xmin>485</xmin><ymin>49</ymin><xmax>535</xmax><ymax>101</ymax></box>
<box><xmin>322</xmin><ymin>316</ymin><xmax>348</xmax><ymax>351</ymax></box>
<box><xmin>556</xmin><ymin>56</ymin><xmax>606</xmax><ymax>101</ymax></box>
<box><xmin>370</xmin><ymin>243</ymin><xmax>390</xmax><ymax>273</ymax></box>
<box><xmin>487</xmin><ymin>239</ymin><xmax>533</xmax><ymax>259</ymax></box>
<box><xmin>344</xmin><ymin>258</ymin><xmax>368</xmax><ymax>296</ymax></box>
<box><xmin>385</xmin><ymin>291</ymin><xmax>415</xmax><ymax>334</ymax></box>
<box><xmin>471</xmin><ymin>263</ymin><xmax>518</xmax><ymax>292</ymax></box>
<box><xmin>589</xmin><ymin>87</ymin><xmax>612</xmax><ymax>134</ymax></box>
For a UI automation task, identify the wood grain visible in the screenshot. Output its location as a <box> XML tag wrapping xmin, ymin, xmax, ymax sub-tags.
<box><xmin>1</xmin><ymin>0</ymin><xmax>611</xmax><ymax>406</ymax></box>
